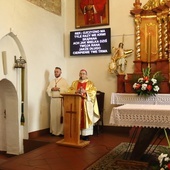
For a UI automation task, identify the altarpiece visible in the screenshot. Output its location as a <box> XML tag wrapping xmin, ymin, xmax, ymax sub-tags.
<box><xmin>117</xmin><ymin>0</ymin><xmax>170</xmax><ymax>93</ymax></box>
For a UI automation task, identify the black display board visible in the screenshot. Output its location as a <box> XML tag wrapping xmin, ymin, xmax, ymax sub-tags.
<box><xmin>70</xmin><ymin>28</ymin><xmax>111</xmax><ymax>56</ymax></box>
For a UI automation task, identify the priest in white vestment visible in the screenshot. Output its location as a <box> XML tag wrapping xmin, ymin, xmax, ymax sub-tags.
<box><xmin>47</xmin><ymin>67</ymin><xmax>69</xmax><ymax>136</ymax></box>
<box><xmin>68</xmin><ymin>69</ymin><xmax>100</xmax><ymax>140</ymax></box>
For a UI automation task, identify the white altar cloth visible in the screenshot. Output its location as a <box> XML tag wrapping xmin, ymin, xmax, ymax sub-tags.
<box><xmin>111</xmin><ymin>93</ymin><xmax>170</xmax><ymax>105</ymax></box>
<box><xmin>109</xmin><ymin>104</ymin><xmax>170</xmax><ymax>129</ymax></box>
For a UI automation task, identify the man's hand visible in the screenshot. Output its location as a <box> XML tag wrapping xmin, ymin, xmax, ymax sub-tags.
<box><xmin>86</xmin><ymin>5</ymin><xmax>93</xmax><ymax>11</ymax></box>
<box><xmin>75</xmin><ymin>87</ymin><xmax>86</xmax><ymax>94</ymax></box>
<box><xmin>51</xmin><ymin>87</ymin><xmax>60</xmax><ymax>91</ymax></box>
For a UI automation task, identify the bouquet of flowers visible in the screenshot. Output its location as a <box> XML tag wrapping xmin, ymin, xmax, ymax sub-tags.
<box><xmin>158</xmin><ymin>153</ymin><xmax>170</xmax><ymax>170</ymax></box>
<box><xmin>133</xmin><ymin>67</ymin><xmax>163</xmax><ymax>96</ymax></box>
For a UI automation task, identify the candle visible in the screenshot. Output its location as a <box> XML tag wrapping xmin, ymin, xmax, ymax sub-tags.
<box><xmin>2</xmin><ymin>51</ymin><xmax>7</xmax><ymax>75</ymax></box>
<box><xmin>21</xmin><ymin>68</ymin><xmax>25</xmax><ymax>101</ymax></box>
<box><xmin>122</xmin><ymin>34</ymin><xmax>125</xmax><ymax>44</ymax></box>
<box><xmin>147</xmin><ymin>33</ymin><xmax>151</xmax><ymax>65</ymax></box>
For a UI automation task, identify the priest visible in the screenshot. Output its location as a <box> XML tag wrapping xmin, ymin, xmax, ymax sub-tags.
<box><xmin>68</xmin><ymin>69</ymin><xmax>100</xmax><ymax>140</ymax></box>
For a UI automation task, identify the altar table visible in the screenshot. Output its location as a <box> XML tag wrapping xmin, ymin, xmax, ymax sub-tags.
<box><xmin>111</xmin><ymin>93</ymin><xmax>170</xmax><ymax>105</ymax></box>
<box><xmin>109</xmin><ymin>104</ymin><xmax>170</xmax><ymax>129</ymax></box>
<box><xmin>109</xmin><ymin>103</ymin><xmax>170</xmax><ymax>161</ymax></box>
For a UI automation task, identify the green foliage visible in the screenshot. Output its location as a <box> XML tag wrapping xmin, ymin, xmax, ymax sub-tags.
<box><xmin>142</xmin><ymin>67</ymin><xmax>151</xmax><ymax>77</ymax></box>
<box><xmin>153</xmin><ymin>71</ymin><xmax>165</xmax><ymax>84</ymax></box>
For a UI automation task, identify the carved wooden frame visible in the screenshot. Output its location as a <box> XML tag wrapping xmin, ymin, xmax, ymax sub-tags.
<box><xmin>75</xmin><ymin>0</ymin><xmax>109</xmax><ymax>29</ymax></box>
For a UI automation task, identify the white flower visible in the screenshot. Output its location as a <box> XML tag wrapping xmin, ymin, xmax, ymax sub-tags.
<box><xmin>133</xmin><ymin>83</ymin><xmax>137</xmax><ymax>89</ymax></box>
<box><xmin>151</xmin><ymin>78</ymin><xmax>157</xmax><ymax>85</ymax></box>
<box><xmin>138</xmin><ymin>78</ymin><xmax>143</xmax><ymax>83</ymax></box>
<box><xmin>141</xmin><ymin>83</ymin><xmax>147</xmax><ymax>90</ymax></box>
<box><xmin>165</xmin><ymin>157</ymin><xmax>170</xmax><ymax>162</ymax></box>
<box><xmin>153</xmin><ymin>85</ymin><xmax>160</xmax><ymax>92</ymax></box>
<box><xmin>158</xmin><ymin>153</ymin><xmax>169</xmax><ymax>167</ymax></box>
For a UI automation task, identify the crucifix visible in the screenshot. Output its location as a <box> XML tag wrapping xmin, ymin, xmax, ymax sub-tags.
<box><xmin>66</xmin><ymin>103</ymin><xmax>76</xmax><ymax>138</ymax></box>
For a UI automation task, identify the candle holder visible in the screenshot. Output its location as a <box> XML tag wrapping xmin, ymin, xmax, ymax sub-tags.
<box><xmin>14</xmin><ymin>56</ymin><xmax>26</xmax><ymax>68</ymax></box>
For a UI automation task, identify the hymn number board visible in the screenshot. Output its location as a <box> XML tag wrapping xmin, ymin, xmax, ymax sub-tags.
<box><xmin>70</xmin><ymin>28</ymin><xmax>111</xmax><ymax>56</ymax></box>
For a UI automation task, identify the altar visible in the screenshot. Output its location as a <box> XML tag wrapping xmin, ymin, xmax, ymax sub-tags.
<box><xmin>111</xmin><ymin>93</ymin><xmax>170</xmax><ymax>105</ymax></box>
<box><xmin>110</xmin><ymin>93</ymin><xmax>170</xmax><ymax>161</ymax></box>
<box><xmin>113</xmin><ymin>0</ymin><xmax>170</xmax><ymax>94</ymax></box>
<box><xmin>110</xmin><ymin>93</ymin><xmax>170</xmax><ymax>127</ymax></box>
<box><xmin>108</xmin><ymin>0</ymin><xmax>170</xmax><ymax>163</ymax></box>
<box><xmin>110</xmin><ymin>104</ymin><xmax>170</xmax><ymax>129</ymax></box>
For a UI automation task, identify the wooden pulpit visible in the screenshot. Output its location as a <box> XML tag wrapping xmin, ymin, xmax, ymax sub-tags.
<box><xmin>57</xmin><ymin>93</ymin><xmax>90</xmax><ymax>148</ymax></box>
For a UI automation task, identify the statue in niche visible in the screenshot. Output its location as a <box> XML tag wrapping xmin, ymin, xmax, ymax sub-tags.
<box><xmin>108</xmin><ymin>42</ymin><xmax>133</xmax><ymax>74</ymax></box>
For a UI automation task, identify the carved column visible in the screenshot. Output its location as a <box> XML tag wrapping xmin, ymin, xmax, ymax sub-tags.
<box><xmin>135</xmin><ymin>15</ymin><xmax>141</xmax><ymax>60</ymax></box>
<box><xmin>162</xmin><ymin>15</ymin><xmax>168</xmax><ymax>59</ymax></box>
<box><xmin>157</xmin><ymin>15</ymin><xmax>163</xmax><ymax>59</ymax></box>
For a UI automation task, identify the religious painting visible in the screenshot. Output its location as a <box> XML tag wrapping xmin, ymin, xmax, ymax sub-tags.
<box><xmin>75</xmin><ymin>0</ymin><xmax>109</xmax><ymax>29</ymax></box>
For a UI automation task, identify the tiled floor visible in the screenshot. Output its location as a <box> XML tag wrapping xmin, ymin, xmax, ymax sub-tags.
<box><xmin>0</xmin><ymin>127</ymin><xmax>168</xmax><ymax>170</ymax></box>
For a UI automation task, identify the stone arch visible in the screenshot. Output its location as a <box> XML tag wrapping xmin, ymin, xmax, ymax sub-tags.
<box><xmin>0</xmin><ymin>32</ymin><xmax>28</xmax><ymax>154</ymax></box>
<box><xmin>0</xmin><ymin>79</ymin><xmax>20</xmax><ymax>154</ymax></box>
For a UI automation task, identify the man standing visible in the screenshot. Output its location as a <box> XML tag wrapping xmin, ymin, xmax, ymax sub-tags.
<box><xmin>80</xmin><ymin>0</ymin><xmax>107</xmax><ymax>25</ymax></box>
<box><xmin>68</xmin><ymin>69</ymin><xmax>100</xmax><ymax>140</ymax></box>
<box><xmin>47</xmin><ymin>67</ymin><xmax>69</xmax><ymax>136</ymax></box>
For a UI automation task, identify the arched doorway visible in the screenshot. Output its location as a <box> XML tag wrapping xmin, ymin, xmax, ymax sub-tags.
<box><xmin>0</xmin><ymin>79</ymin><xmax>21</xmax><ymax>154</ymax></box>
<box><xmin>0</xmin><ymin>31</ymin><xmax>28</xmax><ymax>155</ymax></box>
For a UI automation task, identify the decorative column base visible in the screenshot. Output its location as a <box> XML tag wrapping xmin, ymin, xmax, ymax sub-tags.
<box><xmin>134</xmin><ymin>60</ymin><xmax>142</xmax><ymax>73</ymax></box>
<box><xmin>117</xmin><ymin>74</ymin><xmax>125</xmax><ymax>93</ymax></box>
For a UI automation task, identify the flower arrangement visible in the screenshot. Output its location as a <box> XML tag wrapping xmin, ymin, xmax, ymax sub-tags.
<box><xmin>133</xmin><ymin>67</ymin><xmax>163</xmax><ymax>96</ymax></box>
<box><xmin>158</xmin><ymin>153</ymin><xmax>170</xmax><ymax>170</ymax></box>
<box><xmin>157</xmin><ymin>129</ymin><xmax>170</xmax><ymax>170</ymax></box>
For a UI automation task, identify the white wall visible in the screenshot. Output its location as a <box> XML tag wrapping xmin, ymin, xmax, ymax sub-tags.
<box><xmin>0</xmin><ymin>0</ymin><xmax>67</xmax><ymax>133</ymax></box>
<box><xmin>0</xmin><ymin>0</ymin><xmax>149</xmax><ymax>135</ymax></box>
<box><xmin>65</xmin><ymin>0</ymin><xmax>148</xmax><ymax>125</ymax></box>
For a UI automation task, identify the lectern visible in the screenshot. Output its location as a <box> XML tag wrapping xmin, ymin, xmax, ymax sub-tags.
<box><xmin>57</xmin><ymin>93</ymin><xmax>90</xmax><ymax>148</ymax></box>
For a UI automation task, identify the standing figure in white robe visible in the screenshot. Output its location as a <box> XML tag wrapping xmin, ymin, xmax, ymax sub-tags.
<box><xmin>47</xmin><ymin>67</ymin><xmax>69</xmax><ymax>136</ymax></box>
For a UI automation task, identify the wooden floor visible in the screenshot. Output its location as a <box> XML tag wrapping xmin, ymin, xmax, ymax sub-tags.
<box><xmin>0</xmin><ymin>127</ymin><xmax>168</xmax><ymax>170</ymax></box>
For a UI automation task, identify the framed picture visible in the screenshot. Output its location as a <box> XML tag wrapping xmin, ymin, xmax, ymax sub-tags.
<box><xmin>75</xmin><ymin>0</ymin><xmax>109</xmax><ymax>29</ymax></box>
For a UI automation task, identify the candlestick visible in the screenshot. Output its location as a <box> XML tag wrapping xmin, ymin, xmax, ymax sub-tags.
<box><xmin>21</xmin><ymin>68</ymin><xmax>25</xmax><ymax>101</ymax></box>
<box><xmin>147</xmin><ymin>33</ymin><xmax>151</xmax><ymax>66</ymax></box>
<box><xmin>122</xmin><ymin>34</ymin><xmax>125</xmax><ymax>44</ymax></box>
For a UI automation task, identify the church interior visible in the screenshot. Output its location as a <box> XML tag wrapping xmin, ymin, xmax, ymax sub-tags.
<box><xmin>0</xmin><ymin>0</ymin><xmax>170</xmax><ymax>169</ymax></box>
